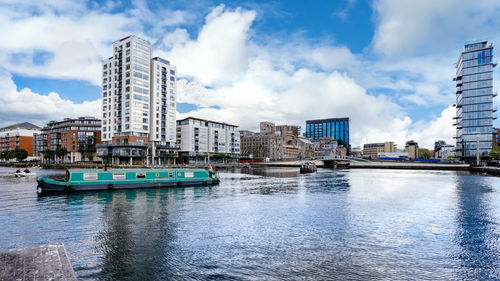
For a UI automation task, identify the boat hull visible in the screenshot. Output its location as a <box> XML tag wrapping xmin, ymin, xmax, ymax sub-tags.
<box><xmin>37</xmin><ymin>178</ymin><xmax>219</xmax><ymax>195</ymax></box>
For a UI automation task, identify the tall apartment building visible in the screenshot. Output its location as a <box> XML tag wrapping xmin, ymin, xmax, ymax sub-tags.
<box><xmin>176</xmin><ymin>117</ymin><xmax>240</xmax><ymax>163</ymax></box>
<box><xmin>454</xmin><ymin>40</ymin><xmax>496</xmax><ymax>159</ymax></box>
<box><xmin>100</xmin><ymin>35</ymin><xmax>178</xmax><ymax>165</ymax></box>
<box><xmin>305</xmin><ymin>118</ymin><xmax>350</xmax><ymax>154</ymax></box>
<box><xmin>0</xmin><ymin>122</ymin><xmax>41</xmax><ymax>159</ymax></box>
<box><xmin>34</xmin><ymin>117</ymin><xmax>101</xmax><ymax>163</ymax></box>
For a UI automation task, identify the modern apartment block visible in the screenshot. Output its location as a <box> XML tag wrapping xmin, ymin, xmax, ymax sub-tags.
<box><xmin>305</xmin><ymin>118</ymin><xmax>350</xmax><ymax>154</ymax></box>
<box><xmin>454</xmin><ymin>40</ymin><xmax>496</xmax><ymax>159</ymax></box>
<box><xmin>34</xmin><ymin>117</ymin><xmax>101</xmax><ymax>163</ymax></box>
<box><xmin>363</xmin><ymin>141</ymin><xmax>396</xmax><ymax>158</ymax></box>
<box><xmin>99</xmin><ymin>35</ymin><xmax>178</xmax><ymax>165</ymax></box>
<box><xmin>176</xmin><ymin>117</ymin><xmax>240</xmax><ymax>163</ymax></box>
<box><xmin>0</xmin><ymin>122</ymin><xmax>41</xmax><ymax>159</ymax></box>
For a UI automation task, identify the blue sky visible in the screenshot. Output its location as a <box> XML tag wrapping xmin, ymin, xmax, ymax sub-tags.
<box><xmin>1</xmin><ymin>0</ymin><xmax>499</xmax><ymax>148</ymax></box>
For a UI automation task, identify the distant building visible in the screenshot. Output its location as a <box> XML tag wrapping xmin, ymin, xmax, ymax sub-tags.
<box><xmin>377</xmin><ymin>152</ymin><xmax>409</xmax><ymax>159</ymax></box>
<box><xmin>35</xmin><ymin>117</ymin><xmax>101</xmax><ymax>163</ymax></box>
<box><xmin>240</xmin><ymin>122</ymin><xmax>314</xmax><ymax>160</ymax></box>
<box><xmin>454</xmin><ymin>40</ymin><xmax>496</xmax><ymax>159</ymax></box>
<box><xmin>435</xmin><ymin>145</ymin><xmax>455</xmax><ymax>159</ymax></box>
<box><xmin>363</xmin><ymin>141</ymin><xmax>396</xmax><ymax>158</ymax></box>
<box><xmin>312</xmin><ymin>137</ymin><xmax>347</xmax><ymax>157</ymax></box>
<box><xmin>176</xmin><ymin>117</ymin><xmax>240</xmax><ymax>163</ymax></box>
<box><xmin>350</xmin><ymin>146</ymin><xmax>363</xmax><ymax>158</ymax></box>
<box><xmin>0</xmin><ymin>122</ymin><xmax>41</xmax><ymax>160</ymax></box>
<box><xmin>404</xmin><ymin>140</ymin><xmax>419</xmax><ymax>159</ymax></box>
<box><xmin>493</xmin><ymin>128</ymin><xmax>500</xmax><ymax>148</ymax></box>
<box><xmin>434</xmin><ymin>140</ymin><xmax>447</xmax><ymax>152</ymax></box>
<box><xmin>305</xmin><ymin>118</ymin><xmax>349</xmax><ymax>154</ymax></box>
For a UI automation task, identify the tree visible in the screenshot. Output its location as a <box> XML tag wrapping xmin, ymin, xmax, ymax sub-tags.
<box><xmin>489</xmin><ymin>146</ymin><xmax>500</xmax><ymax>159</ymax></box>
<box><xmin>43</xmin><ymin>149</ymin><xmax>52</xmax><ymax>163</ymax></box>
<box><xmin>55</xmin><ymin>147</ymin><xmax>68</xmax><ymax>163</ymax></box>
<box><xmin>84</xmin><ymin>151</ymin><xmax>93</xmax><ymax>162</ymax></box>
<box><xmin>12</xmin><ymin>148</ymin><xmax>28</xmax><ymax>161</ymax></box>
<box><xmin>418</xmin><ymin>148</ymin><xmax>433</xmax><ymax>159</ymax></box>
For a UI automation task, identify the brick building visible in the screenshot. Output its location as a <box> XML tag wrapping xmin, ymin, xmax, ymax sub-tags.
<box><xmin>34</xmin><ymin>117</ymin><xmax>101</xmax><ymax>163</ymax></box>
<box><xmin>0</xmin><ymin>122</ymin><xmax>41</xmax><ymax>159</ymax></box>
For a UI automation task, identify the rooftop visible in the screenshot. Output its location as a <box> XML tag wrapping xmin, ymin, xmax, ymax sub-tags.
<box><xmin>0</xmin><ymin>122</ymin><xmax>41</xmax><ymax>131</ymax></box>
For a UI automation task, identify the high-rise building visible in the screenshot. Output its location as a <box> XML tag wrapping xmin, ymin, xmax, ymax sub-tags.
<box><xmin>305</xmin><ymin>118</ymin><xmax>349</xmax><ymax>153</ymax></box>
<box><xmin>454</xmin><ymin>40</ymin><xmax>496</xmax><ymax>159</ymax></box>
<box><xmin>100</xmin><ymin>35</ymin><xmax>178</xmax><ymax>165</ymax></box>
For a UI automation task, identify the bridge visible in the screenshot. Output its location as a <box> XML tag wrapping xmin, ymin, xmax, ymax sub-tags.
<box><xmin>250</xmin><ymin>156</ymin><xmax>470</xmax><ymax>170</ymax></box>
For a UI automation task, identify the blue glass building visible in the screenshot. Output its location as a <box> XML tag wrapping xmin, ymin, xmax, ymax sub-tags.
<box><xmin>454</xmin><ymin>40</ymin><xmax>496</xmax><ymax>158</ymax></box>
<box><xmin>305</xmin><ymin>117</ymin><xmax>349</xmax><ymax>152</ymax></box>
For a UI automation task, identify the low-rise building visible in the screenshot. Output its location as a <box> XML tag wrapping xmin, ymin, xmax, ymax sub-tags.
<box><xmin>0</xmin><ymin>122</ymin><xmax>41</xmax><ymax>160</ymax></box>
<box><xmin>176</xmin><ymin>117</ymin><xmax>240</xmax><ymax>163</ymax></box>
<box><xmin>377</xmin><ymin>152</ymin><xmax>409</xmax><ymax>159</ymax></box>
<box><xmin>35</xmin><ymin>117</ymin><xmax>101</xmax><ymax>163</ymax></box>
<box><xmin>240</xmin><ymin>122</ymin><xmax>314</xmax><ymax>160</ymax></box>
<box><xmin>404</xmin><ymin>140</ymin><xmax>419</xmax><ymax>159</ymax></box>
<box><xmin>363</xmin><ymin>141</ymin><xmax>396</xmax><ymax>158</ymax></box>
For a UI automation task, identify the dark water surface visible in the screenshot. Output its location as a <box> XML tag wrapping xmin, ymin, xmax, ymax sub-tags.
<box><xmin>0</xmin><ymin>167</ymin><xmax>499</xmax><ymax>280</ymax></box>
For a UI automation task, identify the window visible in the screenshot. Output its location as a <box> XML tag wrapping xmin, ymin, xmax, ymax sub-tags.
<box><xmin>113</xmin><ymin>173</ymin><xmax>126</xmax><ymax>180</ymax></box>
<box><xmin>83</xmin><ymin>173</ymin><xmax>98</xmax><ymax>180</ymax></box>
<box><xmin>168</xmin><ymin>172</ymin><xmax>173</xmax><ymax>178</ymax></box>
<box><xmin>136</xmin><ymin>172</ymin><xmax>146</xmax><ymax>179</ymax></box>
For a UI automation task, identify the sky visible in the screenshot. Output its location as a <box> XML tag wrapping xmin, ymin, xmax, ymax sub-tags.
<box><xmin>1</xmin><ymin>0</ymin><xmax>500</xmax><ymax>149</ymax></box>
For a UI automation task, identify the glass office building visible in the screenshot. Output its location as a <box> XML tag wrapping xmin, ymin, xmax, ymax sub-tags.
<box><xmin>454</xmin><ymin>40</ymin><xmax>496</xmax><ymax>158</ymax></box>
<box><xmin>305</xmin><ymin>118</ymin><xmax>349</xmax><ymax>152</ymax></box>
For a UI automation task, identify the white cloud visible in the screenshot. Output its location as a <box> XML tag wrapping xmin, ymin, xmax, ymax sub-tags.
<box><xmin>371</xmin><ymin>0</ymin><xmax>500</xmax><ymax>57</ymax></box>
<box><xmin>0</xmin><ymin>72</ymin><xmax>101</xmax><ymax>127</ymax></box>
<box><xmin>159</xmin><ymin>4</ymin><xmax>257</xmax><ymax>85</ymax></box>
<box><xmin>407</xmin><ymin>105</ymin><xmax>456</xmax><ymax>148</ymax></box>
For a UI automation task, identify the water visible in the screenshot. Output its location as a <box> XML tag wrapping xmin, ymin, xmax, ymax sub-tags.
<box><xmin>0</xmin><ymin>167</ymin><xmax>499</xmax><ymax>280</ymax></box>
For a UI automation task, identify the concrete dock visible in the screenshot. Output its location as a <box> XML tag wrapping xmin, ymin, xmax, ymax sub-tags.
<box><xmin>0</xmin><ymin>244</ymin><xmax>76</xmax><ymax>281</ymax></box>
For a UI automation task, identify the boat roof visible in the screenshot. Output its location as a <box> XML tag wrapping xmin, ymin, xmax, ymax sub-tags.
<box><xmin>68</xmin><ymin>168</ymin><xmax>208</xmax><ymax>173</ymax></box>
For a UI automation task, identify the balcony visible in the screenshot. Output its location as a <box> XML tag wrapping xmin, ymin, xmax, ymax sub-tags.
<box><xmin>456</xmin><ymin>103</ymin><xmax>462</xmax><ymax>108</ymax></box>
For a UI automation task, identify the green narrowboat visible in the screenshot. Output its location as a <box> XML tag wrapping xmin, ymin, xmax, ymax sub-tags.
<box><xmin>36</xmin><ymin>168</ymin><xmax>219</xmax><ymax>195</ymax></box>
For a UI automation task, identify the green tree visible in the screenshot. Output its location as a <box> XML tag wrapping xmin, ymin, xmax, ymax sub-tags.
<box><xmin>43</xmin><ymin>149</ymin><xmax>52</xmax><ymax>163</ymax></box>
<box><xmin>12</xmin><ymin>148</ymin><xmax>28</xmax><ymax>161</ymax></box>
<box><xmin>84</xmin><ymin>151</ymin><xmax>93</xmax><ymax>161</ymax></box>
<box><xmin>418</xmin><ymin>148</ymin><xmax>433</xmax><ymax>159</ymax></box>
<box><xmin>489</xmin><ymin>146</ymin><xmax>500</xmax><ymax>159</ymax></box>
<box><xmin>55</xmin><ymin>147</ymin><xmax>68</xmax><ymax>163</ymax></box>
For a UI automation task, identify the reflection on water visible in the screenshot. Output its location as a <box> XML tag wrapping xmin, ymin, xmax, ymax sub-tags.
<box><xmin>0</xmin><ymin>167</ymin><xmax>500</xmax><ymax>280</ymax></box>
<box><xmin>453</xmin><ymin>176</ymin><xmax>500</xmax><ymax>280</ymax></box>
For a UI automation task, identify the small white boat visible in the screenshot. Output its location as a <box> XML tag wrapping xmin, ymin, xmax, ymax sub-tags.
<box><xmin>15</xmin><ymin>172</ymin><xmax>37</xmax><ymax>178</ymax></box>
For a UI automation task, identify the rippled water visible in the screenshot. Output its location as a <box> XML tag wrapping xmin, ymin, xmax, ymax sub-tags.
<box><xmin>0</xmin><ymin>167</ymin><xmax>499</xmax><ymax>280</ymax></box>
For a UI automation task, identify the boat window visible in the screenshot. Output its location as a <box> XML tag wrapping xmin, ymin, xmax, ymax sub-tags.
<box><xmin>113</xmin><ymin>173</ymin><xmax>126</xmax><ymax>180</ymax></box>
<box><xmin>184</xmin><ymin>172</ymin><xmax>194</xmax><ymax>178</ymax></box>
<box><xmin>83</xmin><ymin>173</ymin><xmax>98</xmax><ymax>180</ymax></box>
<box><xmin>168</xmin><ymin>172</ymin><xmax>173</xmax><ymax>178</ymax></box>
<box><xmin>136</xmin><ymin>172</ymin><xmax>146</xmax><ymax>179</ymax></box>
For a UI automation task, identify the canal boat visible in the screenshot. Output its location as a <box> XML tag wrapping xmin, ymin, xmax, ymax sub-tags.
<box><xmin>36</xmin><ymin>168</ymin><xmax>219</xmax><ymax>195</ymax></box>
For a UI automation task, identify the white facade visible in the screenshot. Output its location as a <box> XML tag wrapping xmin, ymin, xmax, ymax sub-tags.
<box><xmin>435</xmin><ymin>145</ymin><xmax>456</xmax><ymax>159</ymax></box>
<box><xmin>176</xmin><ymin>117</ymin><xmax>240</xmax><ymax>155</ymax></box>
<box><xmin>377</xmin><ymin>152</ymin><xmax>409</xmax><ymax>158</ymax></box>
<box><xmin>102</xmin><ymin>35</ymin><xmax>178</xmax><ymax>147</ymax></box>
<box><xmin>0</xmin><ymin>127</ymin><xmax>40</xmax><ymax>138</ymax></box>
<box><xmin>150</xmin><ymin>57</ymin><xmax>177</xmax><ymax>144</ymax></box>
